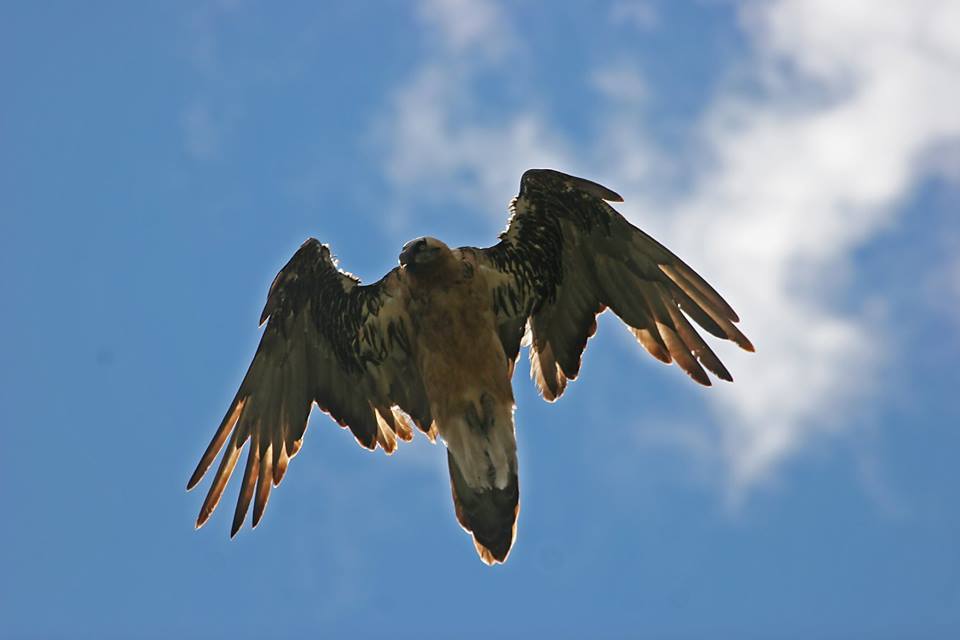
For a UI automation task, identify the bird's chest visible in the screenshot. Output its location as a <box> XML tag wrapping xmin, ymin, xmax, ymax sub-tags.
<box><xmin>411</xmin><ymin>279</ymin><xmax>507</xmax><ymax>400</ymax></box>
<box><xmin>414</xmin><ymin>283</ymin><xmax>491</xmax><ymax>353</ymax></box>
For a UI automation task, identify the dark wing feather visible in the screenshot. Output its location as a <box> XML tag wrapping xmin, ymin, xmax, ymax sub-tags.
<box><xmin>472</xmin><ymin>168</ymin><xmax>752</xmax><ymax>400</ymax></box>
<box><xmin>188</xmin><ymin>239</ymin><xmax>430</xmax><ymax>536</ymax></box>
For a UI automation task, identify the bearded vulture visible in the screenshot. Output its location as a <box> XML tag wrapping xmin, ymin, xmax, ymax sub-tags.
<box><xmin>187</xmin><ymin>169</ymin><xmax>754</xmax><ymax>564</ymax></box>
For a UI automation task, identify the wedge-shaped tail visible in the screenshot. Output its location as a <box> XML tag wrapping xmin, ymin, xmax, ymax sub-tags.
<box><xmin>448</xmin><ymin>451</ymin><xmax>520</xmax><ymax>565</ymax></box>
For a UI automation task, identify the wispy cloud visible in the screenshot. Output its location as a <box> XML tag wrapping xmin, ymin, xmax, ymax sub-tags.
<box><xmin>178</xmin><ymin>1</ymin><xmax>245</xmax><ymax>161</ymax></box>
<box><xmin>181</xmin><ymin>99</ymin><xmax>237</xmax><ymax>160</ymax></box>
<box><xmin>377</xmin><ymin>0</ymin><xmax>570</xmax><ymax>227</ymax></box>
<box><xmin>609</xmin><ymin>0</ymin><xmax>659</xmax><ymax>31</ymax></box>
<box><xmin>654</xmin><ymin>0</ymin><xmax>960</xmax><ymax>490</ymax></box>
<box><xmin>382</xmin><ymin>64</ymin><xmax>570</xmax><ymax>210</ymax></box>
<box><xmin>417</xmin><ymin>0</ymin><xmax>515</xmax><ymax>59</ymax></box>
<box><xmin>374</xmin><ymin>0</ymin><xmax>960</xmax><ymax>495</ymax></box>
<box><xmin>591</xmin><ymin>63</ymin><xmax>649</xmax><ymax>106</ymax></box>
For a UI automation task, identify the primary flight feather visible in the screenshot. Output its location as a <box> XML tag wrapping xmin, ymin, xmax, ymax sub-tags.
<box><xmin>187</xmin><ymin>169</ymin><xmax>754</xmax><ymax>564</ymax></box>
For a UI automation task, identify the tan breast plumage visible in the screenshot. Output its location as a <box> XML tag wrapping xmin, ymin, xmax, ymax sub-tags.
<box><xmin>409</xmin><ymin>255</ymin><xmax>513</xmax><ymax>426</ymax></box>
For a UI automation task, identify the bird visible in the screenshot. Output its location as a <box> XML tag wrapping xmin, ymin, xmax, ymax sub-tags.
<box><xmin>187</xmin><ymin>169</ymin><xmax>754</xmax><ymax>565</ymax></box>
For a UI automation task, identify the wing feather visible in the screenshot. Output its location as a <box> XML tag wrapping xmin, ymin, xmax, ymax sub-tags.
<box><xmin>231</xmin><ymin>429</ymin><xmax>259</xmax><ymax>537</ymax></box>
<box><xmin>196</xmin><ymin>426</ymin><xmax>243</xmax><ymax>529</ymax></box>
<box><xmin>187</xmin><ymin>397</ymin><xmax>245</xmax><ymax>492</ymax></box>
<box><xmin>473</xmin><ymin>168</ymin><xmax>752</xmax><ymax>398</ymax></box>
<box><xmin>252</xmin><ymin>440</ymin><xmax>273</xmax><ymax>528</ymax></box>
<box><xmin>662</xmin><ymin>292</ymin><xmax>732</xmax><ymax>382</ymax></box>
<box><xmin>189</xmin><ymin>239</ymin><xmax>431</xmax><ymax>535</ymax></box>
<box><xmin>631</xmin><ymin>327</ymin><xmax>672</xmax><ymax>363</ymax></box>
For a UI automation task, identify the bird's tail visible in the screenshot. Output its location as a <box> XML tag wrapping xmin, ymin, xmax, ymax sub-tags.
<box><xmin>447</xmin><ymin>449</ymin><xmax>519</xmax><ymax>565</ymax></box>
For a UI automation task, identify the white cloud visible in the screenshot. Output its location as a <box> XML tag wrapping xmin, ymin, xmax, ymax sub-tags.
<box><xmin>382</xmin><ymin>63</ymin><xmax>571</xmax><ymax>211</ymax></box>
<box><xmin>378</xmin><ymin>0</ymin><xmax>571</xmax><ymax>222</ymax></box>
<box><xmin>610</xmin><ymin>1</ymin><xmax>659</xmax><ymax>31</ymax></box>
<box><xmin>591</xmin><ymin>64</ymin><xmax>649</xmax><ymax>106</ymax></box>
<box><xmin>655</xmin><ymin>0</ymin><xmax>960</xmax><ymax>489</ymax></box>
<box><xmin>375</xmin><ymin>0</ymin><xmax>960</xmax><ymax>494</ymax></box>
<box><xmin>417</xmin><ymin>0</ymin><xmax>514</xmax><ymax>58</ymax></box>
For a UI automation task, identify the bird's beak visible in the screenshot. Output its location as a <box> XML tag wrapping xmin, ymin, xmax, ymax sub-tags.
<box><xmin>399</xmin><ymin>244</ymin><xmax>415</xmax><ymax>267</ymax></box>
<box><xmin>400</xmin><ymin>240</ymin><xmax>417</xmax><ymax>267</ymax></box>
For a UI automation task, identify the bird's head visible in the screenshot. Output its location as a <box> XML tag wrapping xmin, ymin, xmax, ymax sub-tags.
<box><xmin>399</xmin><ymin>236</ymin><xmax>450</xmax><ymax>270</ymax></box>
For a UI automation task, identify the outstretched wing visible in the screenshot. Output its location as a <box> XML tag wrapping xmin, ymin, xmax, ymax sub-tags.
<box><xmin>187</xmin><ymin>239</ymin><xmax>432</xmax><ymax>536</ymax></box>
<box><xmin>473</xmin><ymin>169</ymin><xmax>753</xmax><ymax>401</ymax></box>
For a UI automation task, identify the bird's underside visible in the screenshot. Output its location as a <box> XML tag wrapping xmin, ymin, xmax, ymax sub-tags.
<box><xmin>187</xmin><ymin>169</ymin><xmax>754</xmax><ymax>565</ymax></box>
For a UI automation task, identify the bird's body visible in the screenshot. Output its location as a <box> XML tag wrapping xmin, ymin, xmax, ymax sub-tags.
<box><xmin>406</xmin><ymin>246</ymin><xmax>521</xmax><ymax>561</ymax></box>
<box><xmin>188</xmin><ymin>169</ymin><xmax>754</xmax><ymax>564</ymax></box>
<box><xmin>409</xmin><ymin>248</ymin><xmax>515</xmax><ymax>486</ymax></box>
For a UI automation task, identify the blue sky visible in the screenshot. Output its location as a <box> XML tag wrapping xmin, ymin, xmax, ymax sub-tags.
<box><xmin>3</xmin><ymin>1</ymin><xmax>959</xmax><ymax>637</ymax></box>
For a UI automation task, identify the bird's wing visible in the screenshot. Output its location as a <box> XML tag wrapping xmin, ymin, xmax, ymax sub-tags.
<box><xmin>472</xmin><ymin>168</ymin><xmax>753</xmax><ymax>401</ymax></box>
<box><xmin>187</xmin><ymin>239</ymin><xmax>431</xmax><ymax>536</ymax></box>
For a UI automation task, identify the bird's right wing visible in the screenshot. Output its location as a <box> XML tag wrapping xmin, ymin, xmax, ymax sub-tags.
<box><xmin>472</xmin><ymin>169</ymin><xmax>753</xmax><ymax>401</ymax></box>
<box><xmin>187</xmin><ymin>239</ymin><xmax>432</xmax><ymax>536</ymax></box>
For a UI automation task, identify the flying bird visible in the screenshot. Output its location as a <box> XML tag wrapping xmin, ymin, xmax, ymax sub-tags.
<box><xmin>187</xmin><ymin>169</ymin><xmax>753</xmax><ymax>564</ymax></box>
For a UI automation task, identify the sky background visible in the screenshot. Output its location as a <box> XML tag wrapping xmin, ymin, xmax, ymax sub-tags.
<box><xmin>2</xmin><ymin>1</ymin><xmax>960</xmax><ymax>638</ymax></box>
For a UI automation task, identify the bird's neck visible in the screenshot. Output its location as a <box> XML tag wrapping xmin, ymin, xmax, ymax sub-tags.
<box><xmin>409</xmin><ymin>252</ymin><xmax>463</xmax><ymax>290</ymax></box>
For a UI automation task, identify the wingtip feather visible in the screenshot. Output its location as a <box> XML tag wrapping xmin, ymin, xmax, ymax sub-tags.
<box><xmin>252</xmin><ymin>446</ymin><xmax>274</xmax><ymax>528</ymax></box>
<box><xmin>195</xmin><ymin>434</ymin><xmax>243</xmax><ymax>530</ymax></box>
<box><xmin>188</xmin><ymin>397</ymin><xmax>246</xmax><ymax>492</ymax></box>
<box><xmin>231</xmin><ymin>433</ymin><xmax>260</xmax><ymax>537</ymax></box>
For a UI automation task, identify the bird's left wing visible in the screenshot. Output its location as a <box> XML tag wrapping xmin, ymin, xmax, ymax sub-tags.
<box><xmin>187</xmin><ymin>239</ymin><xmax>431</xmax><ymax>536</ymax></box>
<box><xmin>469</xmin><ymin>169</ymin><xmax>753</xmax><ymax>401</ymax></box>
